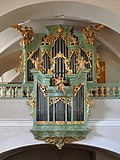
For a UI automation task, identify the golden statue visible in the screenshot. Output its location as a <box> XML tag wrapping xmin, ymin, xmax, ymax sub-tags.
<box><xmin>55</xmin><ymin>76</ymin><xmax>65</xmax><ymax>94</ymax></box>
<box><xmin>76</xmin><ymin>57</ymin><xmax>89</xmax><ymax>72</ymax></box>
<box><xmin>30</xmin><ymin>56</ymin><xmax>45</xmax><ymax>73</ymax></box>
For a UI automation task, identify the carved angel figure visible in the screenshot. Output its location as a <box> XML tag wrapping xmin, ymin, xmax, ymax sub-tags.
<box><xmin>30</xmin><ymin>56</ymin><xmax>45</xmax><ymax>73</ymax></box>
<box><xmin>55</xmin><ymin>76</ymin><xmax>65</xmax><ymax>94</ymax></box>
<box><xmin>76</xmin><ymin>57</ymin><xmax>89</xmax><ymax>72</ymax></box>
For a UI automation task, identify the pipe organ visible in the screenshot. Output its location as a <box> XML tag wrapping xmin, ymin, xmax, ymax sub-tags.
<box><xmin>17</xmin><ymin>24</ymin><xmax>103</xmax><ymax>149</ymax></box>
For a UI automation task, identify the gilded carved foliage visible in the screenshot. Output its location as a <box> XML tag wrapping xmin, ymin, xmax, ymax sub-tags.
<box><xmin>73</xmin><ymin>83</ymin><xmax>84</xmax><ymax>96</ymax></box>
<box><xmin>83</xmin><ymin>24</ymin><xmax>104</xmax><ymax>45</ymax></box>
<box><xmin>48</xmin><ymin>52</ymin><xmax>72</xmax><ymax>75</ymax></box>
<box><xmin>11</xmin><ymin>24</ymin><xmax>34</xmax><ymax>45</ymax></box>
<box><xmin>69</xmin><ymin>33</ymin><xmax>79</xmax><ymax>46</ymax></box>
<box><xmin>36</xmin><ymin>137</ymin><xmax>83</xmax><ymax>149</ymax></box>
<box><xmin>14</xmin><ymin>54</ymin><xmax>24</xmax><ymax>79</ymax></box>
<box><xmin>41</xmin><ymin>26</ymin><xmax>67</xmax><ymax>47</ymax></box>
<box><xmin>49</xmin><ymin>97</ymin><xmax>71</xmax><ymax>106</ymax></box>
<box><xmin>96</xmin><ymin>52</ymin><xmax>104</xmax><ymax>79</ymax></box>
<box><xmin>85</xmin><ymin>91</ymin><xmax>93</xmax><ymax>117</ymax></box>
<box><xmin>26</xmin><ymin>91</ymin><xmax>35</xmax><ymax>116</ymax></box>
<box><xmin>38</xmin><ymin>84</ymin><xmax>48</xmax><ymax>97</ymax></box>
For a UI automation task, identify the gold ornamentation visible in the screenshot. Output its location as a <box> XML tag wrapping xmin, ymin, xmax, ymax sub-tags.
<box><xmin>41</xmin><ymin>35</ymin><xmax>52</xmax><ymax>45</ymax></box>
<box><xmin>68</xmin><ymin>50</ymin><xmax>80</xmax><ymax>58</ymax></box>
<box><xmin>73</xmin><ymin>83</ymin><xmax>84</xmax><ymax>96</ymax></box>
<box><xmin>11</xmin><ymin>24</ymin><xmax>34</xmax><ymax>45</ymax></box>
<box><xmin>49</xmin><ymin>97</ymin><xmax>71</xmax><ymax>106</ymax></box>
<box><xmin>14</xmin><ymin>54</ymin><xmax>24</xmax><ymax>79</ymax></box>
<box><xmin>41</xmin><ymin>32</ymin><xmax>67</xmax><ymax>47</ymax></box>
<box><xmin>76</xmin><ymin>57</ymin><xmax>90</xmax><ymax>73</ymax></box>
<box><xmin>29</xmin><ymin>56</ymin><xmax>45</xmax><ymax>73</ymax></box>
<box><xmin>27</xmin><ymin>49</ymin><xmax>39</xmax><ymax>60</ymax></box>
<box><xmin>47</xmin><ymin>58</ymin><xmax>55</xmax><ymax>74</ymax></box>
<box><xmin>35</xmin><ymin>137</ymin><xmax>83</xmax><ymax>149</ymax></box>
<box><xmin>26</xmin><ymin>91</ymin><xmax>35</xmax><ymax>116</ymax></box>
<box><xmin>48</xmin><ymin>52</ymin><xmax>72</xmax><ymax>74</ymax></box>
<box><xmin>52</xmin><ymin>34</ymin><xmax>67</xmax><ymax>46</ymax></box>
<box><xmin>55</xmin><ymin>76</ymin><xmax>66</xmax><ymax>94</ymax></box>
<box><xmin>56</xmin><ymin>26</ymin><xmax>64</xmax><ymax>33</ymax></box>
<box><xmin>96</xmin><ymin>52</ymin><xmax>104</xmax><ymax>79</ymax></box>
<box><xmin>83</xmin><ymin>24</ymin><xmax>104</xmax><ymax>45</ymax></box>
<box><xmin>40</xmin><ymin>50</ymin><xmax>51</xmax><ymax>59</ymax></box>
<box><xmin>81</xmin><ymin>48</ymin><xmax>92</xmax><ymax>60</ymax></box>
<box><xmin>38</xmin><ymin>84</ymin><xmax>48</xmax><ymax>97</ymax></box>
<box><xmin>69</xmin><ymin>34</ymin><xmax>79</xmax><ymax>45</ymax></box>
<box><xmin>85</xmin><ymin>91</ymin><xmax>93</xmax><ymax>117</ymax></box>
<box><xmin>36</xmin><ymin>121</ymin><xmax>84</xmax><ymax>125</ymax></box>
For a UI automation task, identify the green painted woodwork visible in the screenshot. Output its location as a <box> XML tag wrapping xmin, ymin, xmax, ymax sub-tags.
<box><xmin>31</xmin><ymin>68</ymin><xmax>90</xmax><ymax>148</ymax></box>
<box><xmin>88</xmin><ymin>82</ymin><xmax>120</xmax><ymax>98</ymax></box>
<box><xmin>0</xmin><ymin>83</ymin><xmax>33</xmax><ymax>99</ymax></box>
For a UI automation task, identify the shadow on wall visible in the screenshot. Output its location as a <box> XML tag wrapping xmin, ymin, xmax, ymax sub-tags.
<box><xmin>0</xmin><ymin>144</ymin><xmax>119</xmax><ymax>160</ymax></box>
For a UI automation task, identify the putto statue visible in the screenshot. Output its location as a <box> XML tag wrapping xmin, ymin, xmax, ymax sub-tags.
<box><xmin>30</xmin><ymin>56</ymin><xmax>45</xmax><ymax>73</ymax></box>
<box><xmin>55</xmin><ymin>76</ymin><xmax>66</xmax><ymax>94</ymax></box>
<box><xmin>76</xmin><ymin>57</ymin><xmax>89</xmax><ymax>73</ymax></box>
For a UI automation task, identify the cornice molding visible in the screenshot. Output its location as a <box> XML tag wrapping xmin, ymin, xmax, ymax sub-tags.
<box><xmin>0</xmin><ymin>119</ymin><xmax>120</xmax><ymax>127</ymax></box>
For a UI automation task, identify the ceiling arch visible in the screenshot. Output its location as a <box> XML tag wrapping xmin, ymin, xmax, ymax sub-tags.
<box><xmin>0</xmin><ymin>1</ymin><xmax>120</xmax><ymax>33</ymax></box>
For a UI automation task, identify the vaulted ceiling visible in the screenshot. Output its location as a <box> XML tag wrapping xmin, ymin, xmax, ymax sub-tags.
<box><xmin>0</xmin><ymin>0</ymin><xmax>120</xmax><ymax>76</ymax></box>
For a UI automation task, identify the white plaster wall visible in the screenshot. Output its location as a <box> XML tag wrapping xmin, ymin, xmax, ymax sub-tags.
<box><xmin>1</xmin><ymin>69</ymin><xmax>19</xmax><ymax>83</ymax></box>
<box><xmin>0</xmin><ymin>99</ymin><xmax>32</xmax><ymax>120</ymax></box>
<box><xmin>99</xmin><ymin>48</ymin><xmax>120</xmax><ymax>82</ymax></box>
<box><xmin>89</xmin><ymin>99</ymin><xmax>120</xmax><ymax>120</ymax></box>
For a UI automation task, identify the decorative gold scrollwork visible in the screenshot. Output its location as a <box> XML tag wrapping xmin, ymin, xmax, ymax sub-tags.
<box><xmin>85</xmin><ymin>91</ymin><xmax>93</xmax><ymax>118</ymax></box>
<box><xmin>26</xmin><ymin>91</ymin><xmax>35</xmax><ymax>116</ymax></box>
<box><xmin>41</xmin><ymin>35</ymin><xmax>52</xmax><ymax>45</ymax></box>
<box><xmin>14</xmin><ymin>54</ymin><xmax>24</xmax><ymax>79</ymax></box>
<box><xmin>69</xmin><ymin>34</ymin><xmax>79</xmax><ymax>45</ymax></box>
<box><xmin>41</xmin><ymin>31</ymin><xmax>67</xmax><ymax>47</ymax></box>
<box><xmin>35</xmin><ymin>137</ymin><xmax>83</xmax><ymax>149</ymax></box>
<box><xmin>49</xmin><ymin>97</ymin><xmax>71</xmax><ymax>106</ymax></box>
<box><xmin>56</xmin><ymin>26</ymin><xmax>64</xmax><ymax>33</ymax></box>
<box><xmin>96</xmin><ymin>52</ymin><xmax>104</xmax><ymax>79</ymax></box>
<box><xmin>27</xmin><ymin>49</ymin><xmax>39</xmax><ymax>60</ymax></box>
<box><xmin>38</xmin><ymin>84</ymin><xmax>48</xmax><ymax>97</ymax></box>
<box><xmin>68</xmin><ymin>50</ymin><xmax>80</xmax><ymax>58</ymax></box>
<box><xmin>83</xmin><ymin>24</ymin><xmax>104</xmax><ymax>45</ymax></box>
<box><xmin>11</xmin><ymin>24</ymin><xmax>34</xmax><ymax>45</ymax></box>
<box><xmin>48</xmin><ymin>52</ymin><xmax>72</xmax><ymax>74</ymax></box>
<box><xmin>73</xmin><ymin>83</ymin><xmax>84</xmax><ymax>96</ymax></box>
<box><xmin>36</xmin><ymin>121</ymin><xmax>84</xmax><ymax>125</ymax></box>
<box><xmin>81</xmin><ymin>48</ymin><xmax>92</xmax><ymax>60</ymax></box>
<box><xmin>40</xmin><ymin>50</ymin><xmax>51</xmax><ymax>59</ymax></box>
